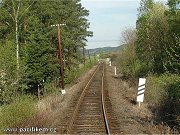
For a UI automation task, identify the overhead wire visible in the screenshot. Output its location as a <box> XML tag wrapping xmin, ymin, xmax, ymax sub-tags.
<box><xmin>87</xmin><ymin>40</ymin><xmax>120</xmax><ymax>42</ymax></box>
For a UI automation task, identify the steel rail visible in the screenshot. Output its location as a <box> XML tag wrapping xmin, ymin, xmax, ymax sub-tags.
<box><xmin>66</xmin><ymin>64</ymin><xmax>100</xmax><ymax>134</ymax></box>
<box><xmin>101</xmin><ymin>64</ymin><xmax>110</xmax><ymax>135</ymax></box>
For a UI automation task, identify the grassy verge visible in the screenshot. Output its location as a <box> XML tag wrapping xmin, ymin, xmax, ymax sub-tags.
<box><xmin>0</xmin><ymin>95</ymin><xmax>36</xmax><ymax>134</ymax></box>
<box><xmin>146</xmin><ymin>74</ymin><xmax>180</xmax><ymax>131</ymax></box>
<box><xmin>0</xmin><ymin>59</ymin><xmax>97</xmax><ymax>134</ymax></box>
<box><xmin>113</xmin><ymin>51</ymin><xmax>180</xmax><ymax>132</ymax></box>
<box><xmin>64</xmin><ymin>59</ymin><xmax>97</xmax><ymax>85</ymax></box>
<box><xmin>146</xmin><ymin>74</ymin><xmax>180</xmax><ymax>105</ymax></box>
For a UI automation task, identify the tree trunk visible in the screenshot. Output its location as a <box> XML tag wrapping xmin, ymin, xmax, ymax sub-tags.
<box><xmin>16</xmin><ymin>20</ymin><xmax>19</xmax><ymax>72</ymax></box>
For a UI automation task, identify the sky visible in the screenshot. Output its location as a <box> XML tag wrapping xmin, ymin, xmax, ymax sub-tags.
<box><xmin>81</xmin><ymin>0</ymin><xmax>167</xmax><ymax>49</ymax></box>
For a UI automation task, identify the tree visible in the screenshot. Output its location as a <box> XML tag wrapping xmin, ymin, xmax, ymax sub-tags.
<box><xmin>0</xmin><ymin>40</ymin><xmax>18</xmax><ymax>104</ymax></box>
<box><xmin>0</xmin><ymin>0</ymin><xmax>34</xmax><ymax>75</ymax></box>
<box><xmin>0</xmin><ymin>0</ymin><xmax>92</xmax><ymax>96</ymax></box>
<box><xmin>147</xmin><ymin>2</ymin><xmax>169</xmax><ymax>73</ymax></box>
<box><xmin>116</xmin><ymin>28</ymin><xmax>137</xmax><ymax>76</ymax></box>
<box><xmin>22</xmin><ymin>15</ymin><xmax>53</xmax><ymax>93</ymax></box>
<box><xmin>136</xmin><ymin>0</ymin><xmax>154</xmax><ymax>73</ymax></box>
<box><xmin>136</xmin><ymin>1</ymin><xmax>177</xmax><ymax>74</ymax></box>
<box><xmin>165</xmin><ymin>0</ymin><xmax>180</xmax><ymax>73</ymax></box>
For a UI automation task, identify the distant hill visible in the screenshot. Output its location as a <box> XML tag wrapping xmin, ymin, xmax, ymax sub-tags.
<box><xmin>87</xmin><ymin>45</ymin><xmax>125</xmax><ymax>55</ymax></box>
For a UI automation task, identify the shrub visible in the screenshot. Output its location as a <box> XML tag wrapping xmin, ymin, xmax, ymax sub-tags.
<box><xmin>145</xmin><ymin>74</ymin><xmax>180</xmax><ymax>130</ymax></box>
<box><xmin>145</xmin><ymin>75</ymin><xmax>168</xmax><ymax>106</ymax></box>
<box><xmin>0</xmin><ymin>95</ymin><xmax>36</xmax><ymax>133</ymax></box>
<box><xmin>43</xmin><ymin>82</ymin><xmax>59</xmax><ymax>95</ymax></box>
<box><xmin>64</xmin><ymin>59</ymin><xmax>96</xmax><ymax>85</ymax></box>
<box><xmin>146</xmin><ymin>74</ymin><xmax>180</xmax><ymax>105</ymax></box>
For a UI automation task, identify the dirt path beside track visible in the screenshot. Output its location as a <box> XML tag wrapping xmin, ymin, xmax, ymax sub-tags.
<box><xmin>105</xmin><ymin>64</ymin><xmax>171</xmax><ymax>134</ymax></box>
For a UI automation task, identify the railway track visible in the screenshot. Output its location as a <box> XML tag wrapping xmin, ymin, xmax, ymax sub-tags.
<box><xmin>62</xmin><ymin>63</ymin><xmax>121</xmax><ymax>134</ymax></box>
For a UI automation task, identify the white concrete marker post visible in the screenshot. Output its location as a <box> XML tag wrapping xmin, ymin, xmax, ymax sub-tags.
<box><xmin>114</xmin><ymin>66</ymin><xmax>117</xmax><ymax>75</ymax></box>
<box><xmin>61</xmin><ymin>89</ymin><xmax>66</xmax><ymax>95</ymax></box>
<box><xmin>137</xmin><ymin>78</ymin><xmax>146</xmax><ymax>107</ymax></box>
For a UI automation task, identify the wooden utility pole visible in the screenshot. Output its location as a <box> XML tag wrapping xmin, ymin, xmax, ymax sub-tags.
<box><xmin>83</xmin><ymin>47</ymin><xmax>86</xmax><ymax>65</ymax></box>
<box><xmin>88</xmin><ymin>50</ymin><xmax>91</xmax><ymax>64</ymax></box>
<box><xmin>57</xmin><ymin>24</ymin><xmax>64</xmax><ymax>89</ymax></box>
<box><xmin>51</xmin><ymin>24</ymin><xmax>66</xmax><ymax>90</ymax></box>
<box><xmin>94</xmin><ymin>53</ymin><xmax>96</xmax><ymax>61</ymax></box>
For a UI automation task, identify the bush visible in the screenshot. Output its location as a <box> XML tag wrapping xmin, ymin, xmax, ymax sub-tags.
<box><xmin>145</xmin><ymin>75</ymin><xmax>168</xmax><ymax>106</ymax></box>
<box><xmin>145</xmin><ymin>74</ymin><xmax>180</xmax><ymax>130</ymax></box>
<box><xmin>146</xmin><ymin>74</ymin><xmax>180</xmax><ymax>105</ymax></box>
<box><xmin>0</xmin><ymin>95</ymin><xmax>36</xmax><ymax>133</ymax></box>
<box><xmin>43</xmin><ymin>82</ymin><xmax>59</xmax><ymax>95</ymax></box>
<box><xmin>64</xmin><ymin>59</ymin><xmax>96</xmax><ymax>85</ymax></box>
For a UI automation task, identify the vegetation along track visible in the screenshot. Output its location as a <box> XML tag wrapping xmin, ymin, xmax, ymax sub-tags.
<box><xmin>65</xmin><ymin>63</ymin><xmax>121</xmax><ymax>134</ymax></box>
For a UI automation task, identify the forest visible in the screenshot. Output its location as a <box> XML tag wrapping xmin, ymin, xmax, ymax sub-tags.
<box><xmin>0</xmin><ymin>0</ymin><xmax>93</xmax><ymax>104</ymax></box>
<box><xmin>115</xmin><ymin>0</ymin><xmax>179</xmax><ymax>130</ymax></box>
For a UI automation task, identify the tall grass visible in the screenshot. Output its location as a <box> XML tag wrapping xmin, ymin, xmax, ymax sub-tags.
<box><xmin>146</xmin><ymin>74</ymin><xmax>180</xmax><ymax>105</ymax></box>
<box><xmin>145</xmin><ymin>74</ymin><xmax>180</xmax><ymax>131</ymax></box>
<box><xmin>0</xmin><ymin>95</ymin><xmax>36</xmax><ymax>133</ymax></box>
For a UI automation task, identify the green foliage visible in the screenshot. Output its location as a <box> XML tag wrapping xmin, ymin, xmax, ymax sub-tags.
<box><xmin>116</xmin><ymin>48</ymin><xmax>135</xmax><ymax>76</ymax></box>
<box><xmin>167</xmin><ymin>0</ymin><xmax>180</xmax><ymax>37</ymax></box>
<box><xmin>99</xmin><ymin>52</ymin><xmax>111</xmax><ymax>59</ymax></box>
<box><xmin>165</xmin><ymin>0</ymin><xmax>180</xmax><ymax>73</ymax></box>
<box><xmin>111</xmin><ymin>0</ymin><xmax>180</xmax><ymax>104</ymax></box>
<box><xmin>0</xmin><ymin>41</ymin><xmax>17</xmax><ymax>104</ymax></box>
<box><xmin>64</xmin><ymin>59</ymin><xmax>96</xmax><ymax>85</ymax></box>
<box><xmin>115</xmin><ymin>28</ymin><xmax>137</xmax><ymax>77</ymax></box>
<box><xmin>136</xmin><ymin>0</ymin><xmax>180</xmax><ymax>74</ymax></box>
<box><xmin>0</xmin><ymin>95</ymin><xmax>36</xmax><ymax>132</ymax></box>
<box><xmin>129</xmin><ymin>59</ymin><xmax>152</xmax><ymax>77</ymax></box>
<box><xmin>23</xmin><ymin>15</ymin><xmax>53</xmax><ymax>89</ymax></box>
<box><xmin>0</xmin><ymin>0</ymin><xmax>92</xmax><ymax>98</ymax></box>
<box><xmin>137</xmin><ymin>1</ymin><xmax>166</xmax><ymax>74</ymax></box>
<box><xmin>114</xmin><ymin>0</ymin><xmax>180</xmax><ymax>130</ymax></box>
<box><xmin>146</xmin><ymin>74</ymin><xmax>180</xmax><ymax>104</ymax></box>
<box><xmin>43</xmin><ymin>81</ymin><xmax>59</xmax><ymax>95</ymax></box>
<box><xmin>145</xmin><ymin>74</ymin><xmax>180</xmax><ymax>129</ymax></box>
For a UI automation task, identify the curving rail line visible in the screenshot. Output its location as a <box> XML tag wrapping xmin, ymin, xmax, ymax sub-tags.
<box><xmin>66</xmin><ymin>63</ymin><xmax>120</xmax><ymax>134</ymax></box>
<box><xmin>101</xmin><ymin>64</ymin><xmax>110</xmax><ymax>134</ymax></box>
